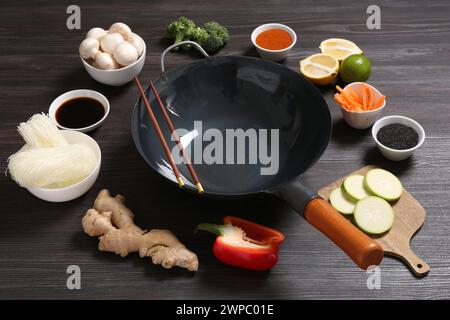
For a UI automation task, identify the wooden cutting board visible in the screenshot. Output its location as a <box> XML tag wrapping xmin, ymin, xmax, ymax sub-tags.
<box><xmin>318</xmin><ymin>165</ymin><xmax>430</xmax><ymax>277</ymax></box>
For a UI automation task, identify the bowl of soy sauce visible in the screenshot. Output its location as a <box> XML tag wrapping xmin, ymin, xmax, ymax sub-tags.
<box><xmin>49</xmin><ymin>89</ymin><xmax>110</xmax><ymax>133</ymax></box>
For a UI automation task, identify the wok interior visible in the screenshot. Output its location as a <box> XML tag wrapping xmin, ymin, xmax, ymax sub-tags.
<box><xmin>132</xmin><ymin>56</ymin><xmax>331</xmax><ymax>195</ymax></box>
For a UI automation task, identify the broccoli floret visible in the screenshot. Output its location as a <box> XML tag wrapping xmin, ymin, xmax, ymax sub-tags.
<box><xmin>199</xmin><ymin>22</ymin><xmax>229</xmax><ymax>54</ymax></box>
<box><xmin>181</xmin><ymin>27</ymin><xmax>209</xmax><ymax>51</ymax></box>
<box><xmin>167</xmin><ymin>18</ymin><xmax>229</xmax><ymax>54</ymax></box>
<box><xmin>187</xmin><ymin>27</ymin><xmax>209</xmax><ymax>42</ymax></box>
<box><xmin>198</xmin><ymin>35</ymin><xmax>224</xmax><ymax>54</ymax></box>
<box><xmin>203</xmin><ymin>21</ymin><xmax>229</xmax><ymax>44</ymax></box>
<box><xmin>167</xmin><ymin>17</ymin><xmax>196</xmax><ymax>45</ymax></box>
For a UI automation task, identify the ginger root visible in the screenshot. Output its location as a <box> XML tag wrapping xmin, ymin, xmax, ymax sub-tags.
<box><xmin>82</xmin><ymin>189</ymin><xmax>199</xmax><ymax>271</ymax></box>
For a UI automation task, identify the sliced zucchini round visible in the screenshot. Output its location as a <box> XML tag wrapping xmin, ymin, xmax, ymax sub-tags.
<box><xmin>364</xmin><ymin>168</ymin><xmax>403</xmax><ymax>201</ymax></box>
<box><xmin>329</xmin><ymin>187</ymin><xmax>356</xmax><ymax>215</ymax></box>
<box><xmin>342</xmin><ymin>175</ymin><xmax>371</xmax><ymax>201</ymax></box>
<box><xmin>354</xmin><ymin>196</ymin><xmax>395</xmax><ymax>234</ymax></box>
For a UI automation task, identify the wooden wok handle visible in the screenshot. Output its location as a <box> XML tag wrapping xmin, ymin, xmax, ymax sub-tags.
<box><xmin>304</xmin><ymin>198</ymin><xmax>384</xmax><ymax>269</ymax></box>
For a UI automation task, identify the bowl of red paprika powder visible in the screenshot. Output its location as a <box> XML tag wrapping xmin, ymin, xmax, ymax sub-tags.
<box><xmin>251</xmin><ymin>23</ymin><xmax>297</xmax><ymax>61</ymax></box>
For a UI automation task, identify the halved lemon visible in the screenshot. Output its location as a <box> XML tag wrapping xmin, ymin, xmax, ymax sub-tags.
<box><xmin>300</xmin><ymin>53</ymin><xmax>339</xmax><ymax>85</ymax></box>
<box><xmin>320</xmin><ymin>38</ymin><xmax>363</xmax><ymax>62</ymax></box>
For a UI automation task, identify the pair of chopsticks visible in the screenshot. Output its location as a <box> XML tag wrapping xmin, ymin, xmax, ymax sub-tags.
<box><xmin>134</xmin><ymin>76</ymin><xmax>204</xmax><ymax>194</ymax></box>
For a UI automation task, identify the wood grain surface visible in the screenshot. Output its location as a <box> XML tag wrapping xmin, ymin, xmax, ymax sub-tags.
<box><xmin>1</xmin><ymin>0</ymin><xmax>450</xmax><ymax>299</ymax></box>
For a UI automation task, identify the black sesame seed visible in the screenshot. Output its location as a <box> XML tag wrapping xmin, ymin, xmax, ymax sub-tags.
<box><xmin>377</xmin><ymin>123</ymin><xmax>419</xmax><ymax>150</ymax></box>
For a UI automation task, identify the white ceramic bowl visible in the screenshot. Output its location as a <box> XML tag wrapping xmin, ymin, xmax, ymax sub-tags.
<box><xmin>49</xmin><ymin>89</ymin><xmax>110</xmax><ymax>133</ymax></box>
<box><xmin>372</xmin><ymin>115</ymin><xmax>425</xmax><ymax>161</ymax></box>
<box><xmin>251</xmin><ymin>23</ymin><xmax>297</xmax><ymax>62</ymax></box>
<box><xmin>81</xmin><ymin>35</ymin><xmax>146</xmax><ymax>86</ymax></box>
<box><xmin>27</xmin><ymin>130</ymin><xmax>101</xmax><ymax>202</ymax></box>
<box><xmin>339</xmin><ymin>82</ymin><xmax>386</xmax><ymax>129</ymax></box>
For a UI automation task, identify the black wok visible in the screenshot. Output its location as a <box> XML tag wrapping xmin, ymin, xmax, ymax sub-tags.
<box><xmin>131</xmin><ymin>41</ymin><xmax>383</xmax><ymax>269</ymax></box>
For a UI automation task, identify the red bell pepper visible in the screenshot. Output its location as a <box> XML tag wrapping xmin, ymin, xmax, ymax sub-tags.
<box><xmin>196</xmin><ymin>216</ymin><xmax>285</xmax><ymax>271</ymax></box>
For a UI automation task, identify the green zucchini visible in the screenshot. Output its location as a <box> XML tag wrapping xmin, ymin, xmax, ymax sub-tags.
<box><xmin>329</xmin><ymin>187</ymin><xmax>356</xmax><ymax>215</ymax></box>
<box><xmin>342</xmin><ymin>174</ymin><xmax>371</xmax><ymax>201</ymax></box>
<box><xmin>364</xmin><ymin>168</ymin><xmax>403</xmax><ymax>201</ymax></box>
<box><xmin>354</xmin><ymin>196</ymin><xmax>395</xmax><ymax>234</ymax></box>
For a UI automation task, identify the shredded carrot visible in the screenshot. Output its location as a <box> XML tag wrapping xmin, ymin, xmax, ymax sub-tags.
<box><xmin>334</xmin><ymin>93</ymin><xmax>346</xmax><ymax>106</ymax></box>
<box><xmin>349</xmin><ymin>98</ymin><xmax>364</xmax><ymax>112</ymax></box>
<box><xmin>336</xmin><ymin>86</ymin><xmax>363</xmax><ymax>108</ymax></box>
<box><xmin>337</xmin><ymin>94</ymin><xmax>360</xmax><ymax>112</ymax></box>
<box><xmin>345</xmin><ymin>86</ymin><xmax>362</xmax><ymax>104</ymax></box>
<box><xmin>365</xmin><ymin>85</ymin><xmax>373</xmax><ymax>109</ymax></box>
<box><xmin>373</xmin><ymin>95</ymin><xmax>385</xmax><ymax>109</ymax></box>
<box><xmin>336</xmin><ymin>86</ymin><xmax>355</xmax><ymax>102</ymax></box>
<box><xmin>334</xmin><ymin>94</ymin><xmax>351</xmax><ymax>111</ymax></box>
<box><xmin>348</xmin><ymin>96</ymin><xmax>363</xmax><ymax>109</ymax></box>
<box><xmin>335</xmin><ymin>94</ymin><xmax>350</xmax><ymax>111</ymax></box>
<box><xmin>334</xmin><ymin>84</ymin><xmax>384</xmax><ymax>113</ymax></box>
<box><xmin>362</xmin><ymin>87</ymin><xmax>368</xmax><ymax>110</ymax></box>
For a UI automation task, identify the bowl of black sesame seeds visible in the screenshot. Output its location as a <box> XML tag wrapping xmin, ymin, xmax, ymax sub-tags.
<box><xmin>372</xmin><ymin>115</ymin><xmax>425</xmax><ymax>161</ymax></box>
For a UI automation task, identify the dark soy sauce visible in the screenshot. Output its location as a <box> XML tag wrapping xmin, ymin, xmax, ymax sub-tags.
<box><xmin>56</xmin><ymin>97</ymin><xmax>105</xmax><ymax>129</ymax></box>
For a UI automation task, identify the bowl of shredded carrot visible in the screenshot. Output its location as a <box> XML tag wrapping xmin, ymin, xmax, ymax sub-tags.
<box><xmin>334</xmin><ymin>82</ymin><xmax>386</xmax><ymax>129</ymax></box>
<box><xmin>251</xmin><ymin>23</ymin><xmax>297</xmax><ymax>61</ymax></box>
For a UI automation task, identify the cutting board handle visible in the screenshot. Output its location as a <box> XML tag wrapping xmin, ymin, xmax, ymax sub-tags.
<box><xmin>304</xmin><ymin>198</ymin><xmax>384</xmax><ymax>270</ymax></box>
<box><xmin>388</xmin><ymin>243</ymin><xmax>430</xmax><ymax>277</ymax></box>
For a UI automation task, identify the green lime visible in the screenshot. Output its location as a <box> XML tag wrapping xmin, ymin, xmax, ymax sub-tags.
<box><xmin>339</xmin><ymin>54</ymin><xmax>372</xmax><ymax>84</ymax></box>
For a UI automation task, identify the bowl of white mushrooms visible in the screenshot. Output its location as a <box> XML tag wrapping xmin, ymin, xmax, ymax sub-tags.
<box><xmin>79</xmin><ymin>22</ymin><xmax>146</xmax><ymax>86</ymax></box>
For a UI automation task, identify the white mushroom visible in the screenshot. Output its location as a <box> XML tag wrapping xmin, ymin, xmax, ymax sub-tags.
<box><xmin>100</xmin><ymin>32</ymin><xmax>124</xmax><ymax>53</ymax></box>
<box><xmin>95</xmin><ymin>52</ymin><xmax>119</xmax><ymax>70</ymax></box>
<box><xmin>128</xmin><ymin>33</ymin><xmax>144</xmax><ymax>56</ymax></box>
<box><xmin>109</xmin><ymin>22</ymin><xmax>132</xmax><ymax>40</ymax></box>
<box><xmin>86</xmin><ymin>27</ymin><xmax>107</xmax><ymax>40</ymax></box>
<box><xmin>79</xmin><ymin>38</ymin><xmax>100</xmax><ymax>60</ymax></box>
<box><xmin>113</xmin><ymin>42</ymin><xmax>138</xmax><ymax>66</ymax></box>
<box><xmin>90</xmin><ymin>59</ymin><xmax>100</xmax><ymax>69</ymax></box>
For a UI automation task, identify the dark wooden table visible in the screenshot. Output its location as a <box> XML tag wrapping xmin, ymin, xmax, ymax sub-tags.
<box><xmin>1</xmin><ymin>0</ymin><xmax>449</xmax><ymax>300</ymax></box>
